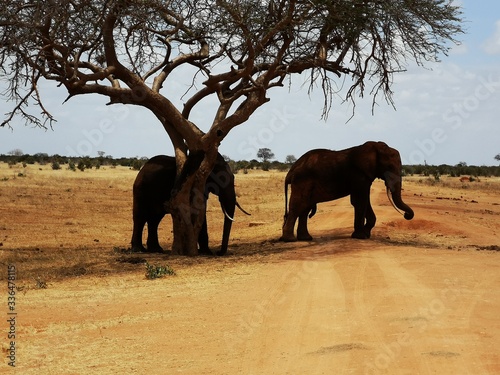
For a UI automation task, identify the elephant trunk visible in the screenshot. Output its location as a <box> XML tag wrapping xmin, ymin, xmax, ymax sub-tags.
<box><xmin>218</xmin><ymin>197</ymin><xmax>235</xmax><ymax>256</ymax></box>
<box><xmin>385</xmin><ymin>177</ymin><xmax>414</xmax><ymax>220</ymax></box>
<box><xmin>386</xmin><ymin>188</ymin><xmax>414</xmax><ymax>220</ymax></box>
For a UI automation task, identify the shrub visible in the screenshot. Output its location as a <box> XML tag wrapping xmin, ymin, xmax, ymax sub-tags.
<box><xmin>51</xmin><ymin>161</ymin><xmax>61</xmax><ymax>170</ymax></box>
<box><xmin>77</xmin><ymin>161</ymin><xmax>85</xmax><ymax>172</ymax></box>
<box><xmin>131</xmin><ymin>159</ymin><xmax>144</xmax><ymax>171</ymax></box>
<box><xmin>34</xmin><ymin>277</ymin><xmax>48</xmax><ymax>289</ymax></box>
<box><xmin>145</xmin><ymin>262</ymin><xmax>176</xmax><ymax>279</ymax></box>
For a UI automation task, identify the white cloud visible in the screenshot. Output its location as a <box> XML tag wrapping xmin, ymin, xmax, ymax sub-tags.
<box><xmin>449</xmin><ymin>42</ymin><xmax>468</xmax><ymax>55</ymax></box>
<box><xmin>482</xmin><ymin>20</ymin><xmax>500</xmax><ymax>54</ymax></box>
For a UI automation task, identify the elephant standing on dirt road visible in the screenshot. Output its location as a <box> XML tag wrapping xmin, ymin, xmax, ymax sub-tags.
<box><xmin>131</xmin><ymin>154</ymin><xmax>249</xmax><ymax>255</ymax></box>
<box><xmin>280</xmin><ymin>141</ymin><xmax>414</xmax><ymax>242</ymax></box>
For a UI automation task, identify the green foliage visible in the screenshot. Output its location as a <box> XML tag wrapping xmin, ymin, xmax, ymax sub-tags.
<box><xmin>145</xmin><ymin>262</ymin><xmax>176</xmax><ymax>279</ymax></box>
<box><xmin>51</xmin><ymin>161</ymin><xmax>61</xmax><ymax>170</ymax></box>
<box><xmin>285</xmin><ymin>155</ymin><xmax>297</xmax><ymax>164</ymax></box>
<box><xmin>257</xmin><ymin>148</ymin><xmax>275</xmax><ymax>163</ymax></box>
<box><xmin>77</xmin><ymin>161</ymin><xmax>86</xmax><ymax>172</ymax></box>
<box><xmin>34</xmin><ymin>277</ymin><xmax>48</xmax><ymax>289</ymax></box>
<box><xmin>83</xmin><ymin>157</ymin><xmax>93</xmax><ymax>169</ymax></box>
<box><xmin>131</xmin><ymin>159</ymin><xmax>144</xmax><ymax>171</ymax></box>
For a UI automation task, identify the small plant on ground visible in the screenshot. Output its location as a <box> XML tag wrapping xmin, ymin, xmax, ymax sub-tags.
<box><xmin>34</xmin><ymin>277</ymin><xmax>48</xmax><ymax>289</ymax></box>
<box><xmin>145</xmin><ymin>262</ymin><xmax>176</xmax><ymax>279</ymax></box>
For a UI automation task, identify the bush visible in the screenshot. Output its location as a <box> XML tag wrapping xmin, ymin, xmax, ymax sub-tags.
<box><xmin>131</xmin><ymin>159</ymin><xmax>144</xmax><ymax>171</ymax></box>
<box><xmin>51</xmin><ymin>161</ymin><xmax>61</xmax><ymax>170</ymax></box>
<box><xmin>145</xmin><ymin>262</ymin><xmax>176</xmax><ymax>279</ymax></box>
<box><xmin>77</xmin><ymin>161</ymin><xmax>85</xmax><ymax>172</ymax></box>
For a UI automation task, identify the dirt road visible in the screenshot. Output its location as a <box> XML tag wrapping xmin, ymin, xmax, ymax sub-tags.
<box><xmin>14</xmin><ymin>243</ymin><xmax>499</xmax><ymax>374</ymax></box>
<box><xmin>3</xmin><ymin>174</ymin><xmax>499</xmax><ymax>374</ymax></box>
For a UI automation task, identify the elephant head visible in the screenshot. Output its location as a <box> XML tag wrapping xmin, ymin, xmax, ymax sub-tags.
<box><xmin>374</xmin><ymin>143</ymin><xmax>414</xmax><ymax>220</ymax></box>
<box><xmin>205</xmin><ymin>154</ymin><xmax>250</xmax><ymax>255</ymax></box>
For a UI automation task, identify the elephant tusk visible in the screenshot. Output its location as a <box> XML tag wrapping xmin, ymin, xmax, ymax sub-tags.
<box><xmin>223</xmin><ymin>209</ymin><xmax>235</xmax><ymax>221</ymax></box>
<box><xmin>236</xmin><ymin>201</ymin><xmax>251</xmax><ymax>216</ymax></box>
<box><xmin>386</xmin><ymin>187</ymin><xmax>406</xmax><ymax>216</ymax></box>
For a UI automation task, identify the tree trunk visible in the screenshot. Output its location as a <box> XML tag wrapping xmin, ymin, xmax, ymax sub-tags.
<box><xmin>170</xmin><ymin>181</ymin><xmax>206</xmax><ymax>256</ymax></box>
<box><xmin>169</xmin><ymin>150</ymin><xmax>217</xmax><ymax>255</ymax></box>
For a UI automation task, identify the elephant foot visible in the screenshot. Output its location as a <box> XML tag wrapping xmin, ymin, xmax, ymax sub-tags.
<box><xmin>215</xmin><ymin>248</ymin><xmax>227</xmax><ymax>256</ymax></box>
<box><xmin>198</xmin><ymin>247</ymin><xmax>214</xmax><ymax>256</ymax></box>
<box><xmin>297</xmin><ymin>235</ymin><xmax>312</xmax><ymax>242</ymax></box>
<box><xmin>131</xmin><ymin>244</ymin><xmax>147</xmax><ymax>253</ymax></box>
<box><xmin>351</xmin><ymin>230</ymin><xmax>370</xmax><ymax>239</ymax></box>
<box><xmin>279</xmin><ymin>234</ymin><xmax>297</xmax><ymax>242</ymax></box>
<box><xmin>297</xmin><ymin>234</ymin><xmax>313</xmax><ymax>241</ymax></box>
<box><xmin>145</xmin><ymin>244</ymin><xmax>165</xmax><ymax>253</ymax></box>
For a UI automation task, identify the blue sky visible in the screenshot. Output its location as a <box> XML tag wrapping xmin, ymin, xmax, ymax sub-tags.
<box><xmin>1</xmin><ymin>0</ymin><xmax>499</xmax><ymax>165</ymax></box>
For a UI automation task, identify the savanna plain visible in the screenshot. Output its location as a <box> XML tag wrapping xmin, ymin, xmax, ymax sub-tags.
<box><xmin>1</xmin><ymin>162</ymin><xmax>499</xmax><ymax>374</ymax></box>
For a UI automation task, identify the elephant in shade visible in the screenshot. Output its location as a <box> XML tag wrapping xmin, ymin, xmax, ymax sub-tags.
<box><xmin>131</xmin><ymin>154</ymin><xmax>249</xmax><ymax>255</ymax></box>
<box><xmin>280</xmin><ymin>141</ymin><xmax>414</xmax><ymax>242</ymax></box>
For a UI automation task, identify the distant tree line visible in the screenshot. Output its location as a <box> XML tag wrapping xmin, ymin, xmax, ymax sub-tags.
<box><xmin>1</xmin><ymin>151</ymin><xmax>148</xmax><ymax>171</ymax></box>
<box><xmin>402</xmin><ymin>163</ymin><xmax>500</xmax><ymax>179</ymax></box>
<box><xmin>1</xmin><ymin>150</ymin><xmax>500</xmax><ymax>177</ymax></box>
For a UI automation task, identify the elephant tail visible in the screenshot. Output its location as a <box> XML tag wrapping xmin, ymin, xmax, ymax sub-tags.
<box><xmin>283</xmin><ymin>181</ymin><xmax>289</xmax><ymax>225</ymax></box>
<box><xmin>308</xmin><ymin>204</ymin><xmax>317</xmax><ymax>218</ymax></box>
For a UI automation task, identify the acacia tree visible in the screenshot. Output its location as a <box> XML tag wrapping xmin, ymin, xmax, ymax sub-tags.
<box><xmin>257</xmin><ymin>148</ymin><xmax>275</xmax><ymax>163</ymax></box>
<box><xmin>0</xmin><ymin>0</ymin><xmax>463</xmax><ymax>255</ymax></box>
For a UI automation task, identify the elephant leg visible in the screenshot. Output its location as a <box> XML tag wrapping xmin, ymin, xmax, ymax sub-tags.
<box><xmin>281</xmin><ymin>189</ymin><xmax>311</xmax><ymax>242</ymax></box>
<box><xmin>198</xmin><ymin>216</ymin><xmax>212</xmax><ymax>255</ymax></box>
<box><xmin>350</xmin><ymin>190</ymin><xmax>370</xmax><ymax>239</ymax></box>
<box><xmin>146</xmin><ymin>214</ymin><xmax>165</xmax><ymax>252</ymax></box>
<box><xmin>280</xmin><ymin>211</ymin><xmax>298</xmax><ymax>241</ymax></box>
<box><xmin>216</xmin><ymin>214</ymin><xmax>233</xmax><ymax>256</ymax></box>
<box><xmin>131</xmin><ymin>215</ymin><xmax>147</xmax><ymax>252</ymax></box>
<box><xmin>297</xmin><ymin>212</ymin><xmax>313</xmax><ymax>241</ymax></box>
<box><xmin>363</xmin><ymin>199</ymin><xmax>376</xmax><ymax>238</ymax></box>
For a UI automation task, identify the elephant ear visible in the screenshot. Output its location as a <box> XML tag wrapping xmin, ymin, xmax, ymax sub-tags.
<box><xmin>376</xmin><ymin>142</ymin><xmax>402</xmax><ymax>181</ymax></box>
<box><xmin>355</xmin><ymin>141</ymin><xmax>379</xmax><ymax>180</ymax></box>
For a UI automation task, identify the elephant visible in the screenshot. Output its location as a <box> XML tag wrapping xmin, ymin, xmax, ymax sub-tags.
<box><xmin>131</xmin><ymin>153</ymin><xmax>250</xmax><ymax>255</ymax></box>
<box><xmin>280</xmin><ymin>141</ymin><xmax>414</xmax><ymax>242</ymax></box>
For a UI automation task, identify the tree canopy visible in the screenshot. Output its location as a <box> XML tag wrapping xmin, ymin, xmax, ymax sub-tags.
<box><xmin>0</xmin><ymin>0</ymin><xmax>464</xmax><ymax>255</ymax></box>
<box><xmin>1</xmin><ymin>1</ymin><xmax>463</xmax><ymax>145</ymax></box>
<box><xmin>257</xmin><ymin>148</ymin><xmax>275</xmax><ymax>162</ymax></box>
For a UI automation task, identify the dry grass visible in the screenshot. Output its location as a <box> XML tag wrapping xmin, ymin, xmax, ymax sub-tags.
<box><xmin>1</xmin><ymin>162</ymin><xmax>499</xmax><ymax>286</ymax></box>
<box><xmin>0</xmin><ymin>163</ymin><xmax>288</xmax><ymax>284</ymax></box>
